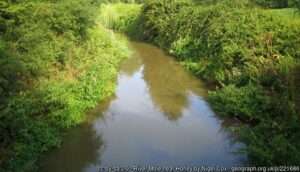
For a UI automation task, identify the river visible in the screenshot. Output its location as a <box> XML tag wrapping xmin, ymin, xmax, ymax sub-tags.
<box><xmin>40</xmin><ymin>41</ymin><xmax>247</xmax><ymax>172</ymax></box>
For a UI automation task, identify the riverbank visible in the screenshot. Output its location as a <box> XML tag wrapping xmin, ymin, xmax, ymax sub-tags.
<box><xmin>40</xmin><ymin>40</ymin><xmax>247</xmax><ymax>171</ymax></box>
<box><xmin>99</xmin><ymin>1</ymin><xmax>300</xmax><ymax>165</ymax></box>
<box><xmin>0</xmin><ymin>1</ymin><xmax>129</xmax><ymax>171</ymax></box>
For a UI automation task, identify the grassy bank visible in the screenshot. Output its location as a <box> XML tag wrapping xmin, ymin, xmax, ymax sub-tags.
<box><xmin>0</xmin><ymin>1</ymin><xmax>129</xmax><ymax>171</ymax></box>
<box><xmin>100</xmin><ymin>1</ymin><xmax>300</xmax><ymax>165</ymax></box>
<box><xmin>99</xmin><ymin>3</ymin><xmax>143</xmax><ymax>37</ymax></box>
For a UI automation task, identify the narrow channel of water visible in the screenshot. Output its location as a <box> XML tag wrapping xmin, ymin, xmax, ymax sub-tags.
<box><xmin>41</xmin><ymin>41</ymin><xmax>247</xmax><ymax>172</ymax></box>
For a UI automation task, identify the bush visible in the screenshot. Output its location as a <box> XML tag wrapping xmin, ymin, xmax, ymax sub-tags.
<box><xmin>240</xmin><ymin>119</ymin><xmax>300</xmax><ymax>165</ymax></box>
<box><xmin>208</xmin><ymin>63</ymin><xmax>300</xmax><ymax>165</ymax></box>
<box><xmin>141</xmin><ymin>0</ymin><xmax>192</xmax><ymax>46</ymax></box>
<box><xmin>253</xmin><ymin>0</ymin><xmax>289</xmax><ymax>8</ymax></box>
<box><xmin>208</xmin><ymin>84</ymin><xmax>269</xmax><ymax>122</ymax></box>
<box><xmin>252</xmin><ymin>0</ymin><xmax>300</xmax><ymax>8</ymax></box>
<box><xmin>0</xmin><ymin>0</ymin><xmax>129</xmax><ymax>171</ymax></box>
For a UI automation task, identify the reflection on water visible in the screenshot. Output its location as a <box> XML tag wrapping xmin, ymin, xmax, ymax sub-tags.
<box><xmin>41</xmin><ymin>124</ymin><xmax>103</xmax><ymax>172</ymax></box>
<box><xmin>139</xmin><ymin>43</ymin><xmax>207</xmax><ymax>120</ymax></box>
<box><xmin>41</xmin><ymin>41</ymin><xmax>247</xmax><ymax>172</ymax></box>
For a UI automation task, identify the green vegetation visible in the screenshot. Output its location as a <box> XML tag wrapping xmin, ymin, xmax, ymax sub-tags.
<box><xmin>2</xmin><ymin>0</ymin><xmax>300</xmax><ymax>170</ymax></box>
<box><xmin>0</xmin><ymin>0</ymin><xmax>129</xmax><ymax>171</ymax></box>
<box><xmin>253</xmin><ymin>0</ymin><xmax>297</xmax><ymax>8</ymax></box>
<box><xmin>100</xmin><ymin>0</ymin><xmax>300</xmax><ymax>165</ymax></box>
<box><xmin>99</xmin><ymin>3</ymin><xmax>142</xmax><ymax>36</ymax></box>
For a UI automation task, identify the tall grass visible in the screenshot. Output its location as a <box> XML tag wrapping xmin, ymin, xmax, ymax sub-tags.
<box><xmin>99</xmin><ymin>3</ymin><xmax>142</xmax><ymax>36</ymax></box>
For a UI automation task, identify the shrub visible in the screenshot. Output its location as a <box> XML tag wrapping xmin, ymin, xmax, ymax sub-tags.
<box><xmin>239</xmin><ymin>111</ymin><xmax>300</xmax><ymax>165</ymax></box>
<box><xmin>252</xmin><ymin>0</ymin><xmax>300</xmax><ymax>8</ymax></box>
<box><xmin>0</xmin><ymin>1</ymin><xmax>129</xmax><ymax>171</ymax></box>
<box><xmin>208</xmin><ymin>84</ymin><xmax>269</xmax><ymax>122</ymax></box>
<box><xmin>253</xmin><ymin>0</ymin><xmax>289</xmax><ymax>8</ymax></box>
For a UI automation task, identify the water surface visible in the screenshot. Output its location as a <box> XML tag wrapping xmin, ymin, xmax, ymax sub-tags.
<box><xmin>41</xmin><ymin>41</ymin><xmax>246</xmax><ymax>172</ymax></box>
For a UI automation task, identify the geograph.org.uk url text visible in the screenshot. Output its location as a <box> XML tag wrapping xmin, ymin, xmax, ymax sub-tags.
<box><xmin>98</xmin><ymin>166</ymin><xmax>300</xmax><ymax>172</ymax></box>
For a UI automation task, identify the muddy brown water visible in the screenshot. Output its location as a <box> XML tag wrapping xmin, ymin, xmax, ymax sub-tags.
<box><xmin>40</xmin><ymin>41</ymin><xmax>247</xmax><ymax>172</ymax></box>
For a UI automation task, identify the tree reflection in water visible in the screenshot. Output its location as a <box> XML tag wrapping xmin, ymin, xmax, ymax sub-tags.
<box><xmin>131</xmin><ymin>42</ymin><xmax>207</xmax><ymax>121</ymax></box>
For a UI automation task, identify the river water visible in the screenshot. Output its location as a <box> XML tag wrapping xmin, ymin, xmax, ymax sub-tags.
<box><xmin>40</xmin><ymin>41</ymin><xmax>247</xmax><ymax>172</ymax></box>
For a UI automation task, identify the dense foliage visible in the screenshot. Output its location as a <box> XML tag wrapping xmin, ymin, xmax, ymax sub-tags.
<box><xmin>253</xmin><ymin>0</ymin><xmax>298</xmax><ymax>8</ymax></box>
<box><xmin>193</xmin><ymin>0</ymin><xmax>300</xmax><ymax>8</ymax></box>
<box><xmin>107</xmin><ymin>0</ymin><xmax>300</xmax><ymax>165</ymax></box>
<box><xmin>99</xmin><ymin>3</ymin><xmax>142</xmax><ymax>36</ymax></box>
<box><xmin>0</xmin><ymin>0</ymin><xmax>129</xmax><ymax>171</ymax></box>
<box><xmin>2</xmin><ymin>0</ymin><xmax>300</xmax><ymax>170</ymax></box>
